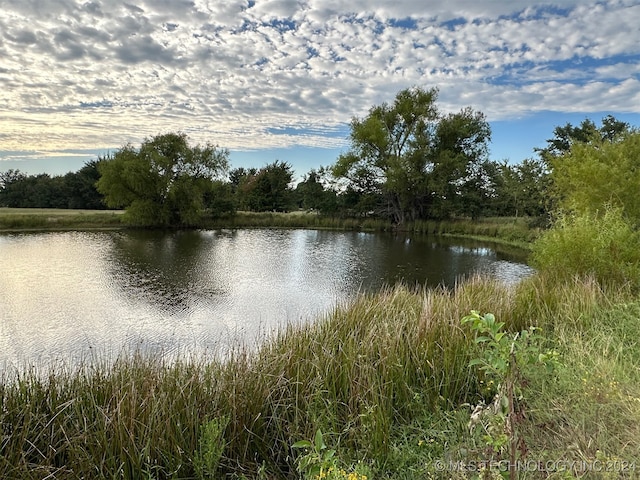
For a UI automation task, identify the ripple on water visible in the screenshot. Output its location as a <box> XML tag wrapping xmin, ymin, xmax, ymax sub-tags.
<box><xmin>0</xmin><ymin>229</ymin><xmax>532</xmax><ymax>367</ymax></box>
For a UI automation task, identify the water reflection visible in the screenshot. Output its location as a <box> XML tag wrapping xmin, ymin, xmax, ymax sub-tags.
<box><xmin>0</xmin><ymin>229</ymin><xmax>533</xmax><ymax>368</ymax></box>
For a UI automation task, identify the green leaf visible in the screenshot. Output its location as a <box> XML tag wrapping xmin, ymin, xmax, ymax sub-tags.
<box><xmin>292</xmin><ymin>440</ymin><xmax>312</xmax><ymax>449</ymax></box>
<box><xmin>314</xmin><ymin>429</ymin><xmax>325</xmax><ymax>452</ymax></box>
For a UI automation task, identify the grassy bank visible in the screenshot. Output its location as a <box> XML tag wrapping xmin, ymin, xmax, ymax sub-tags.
<box><xmin>0</xmin><ymin>208</ymin><xmax>125</xmax><ymax>231</ymax></box>
<box><xmin>1</xmin><ymin>274</ymin><xmax>637</xmax><ymax>479</ymax></box>
<box><xmin>0</xmin><ymin>208</ymin><xmax>538</xmax><ymax>249</ymax></box>
<box><xmin>204</xmin><ymin>212</ymin><xmax>540</xmax><ymax>248</ymax></box>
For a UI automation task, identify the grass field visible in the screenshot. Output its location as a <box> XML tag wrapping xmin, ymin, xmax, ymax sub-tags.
<box><xmin>0</xmin><ymin>208</ymin><xmax>125</xmax><ymax>231</ymax></box>
<box><xmin>0</xmin><ymin>208</ymin><xmax>124</xmax><ymax>215</ymax></box>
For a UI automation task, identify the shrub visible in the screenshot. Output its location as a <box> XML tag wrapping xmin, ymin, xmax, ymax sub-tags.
<box><xmin>531</xmin><ymin>206</ymin><xmax>640</xmax><ymax>289</ymax></box>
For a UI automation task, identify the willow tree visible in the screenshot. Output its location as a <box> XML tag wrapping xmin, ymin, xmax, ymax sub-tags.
<box><xmin>97</xmin><ymin>133</ymin><xmax>229</xmax><ymax>226</ymax></box>
<box><xmin>332</xmin><ymin>87</ymin><xmax>490</xmax><ymax>224</ymax></box>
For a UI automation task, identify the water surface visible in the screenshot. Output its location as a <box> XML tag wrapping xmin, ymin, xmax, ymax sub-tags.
<box><xmin>0</xmin><ymin>229</ymin><xmax>533</xmax><ymax>368</ymax></box>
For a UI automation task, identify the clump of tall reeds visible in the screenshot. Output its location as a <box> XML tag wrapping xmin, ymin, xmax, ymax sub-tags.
<box><xmin>531</xmin><ymin>207</ymin><xmax>640</xmax><ymax>290</ymax></box>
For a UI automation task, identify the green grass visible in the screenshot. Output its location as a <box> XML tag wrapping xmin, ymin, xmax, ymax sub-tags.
<box><xmin>0</xmin><ymin>208</ymin><xmax>125</xmax><ymax>231</ymax></box>
<box><xmin>202</xmin><ymin>212</ymin><xmax>540</xmax><ymax>249</ymax></box>
<box><xmin>202</xmin><ymin>211</ymin><xmax>393</xmax><ymax>232</ymax></box>
<box><xmin>1</xmin><ymin>273</ymin><xmax>637</xmax><ymax>479</ymax></box>
<box><xmin>0</xmin><ymin>208</ymin><xmax>539</xmax><ymax>252</ymax></box>
<box><xmin>381</xmin><ymin>276</ymin><xmax>640</xmax><ymax>479</ymax></box>
<box><xmin>403</xmin><ymin>217</ymin><xmax>541</xmax><ymax>249</ymax></box>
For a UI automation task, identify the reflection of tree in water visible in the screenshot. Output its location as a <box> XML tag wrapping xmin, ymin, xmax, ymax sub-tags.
<box><xmin>106</xmin><ymin>230</ymin><xmax>231</xmax><ymax>311</ymax></box>
<box><xmin>104</xmin><ymin>229</ymin><xmax>532</xmax><ymax>315</ymax></box>
<box><xmin>363</xmin><ymin>234</ymin><xmax>530</xmax><ymax>289</ymax></box>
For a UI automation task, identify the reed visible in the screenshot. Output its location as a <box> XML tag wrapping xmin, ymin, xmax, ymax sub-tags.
<box><xmin>0</xmin><ymin>274</ymin><xmax>636</xmax><ymax>479</ymax></box>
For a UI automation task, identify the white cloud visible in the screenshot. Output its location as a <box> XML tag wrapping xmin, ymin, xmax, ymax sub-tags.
<box><xmin>0</xmin><ymin>0</ymin><xmax>639</xmax><ymax>164</ymax></box>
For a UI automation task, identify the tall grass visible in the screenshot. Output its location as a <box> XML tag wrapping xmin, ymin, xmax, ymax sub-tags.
<box><xmin>1</xmin><ymin>274</ymin><xmax>636</xmax><ymax>479</ymax></box>
<box><xmin>404</xmin><ymin>217</ymin><xmax>540</xmax><ymax>248</ymax></box>
<box><xmin>519</xmin><ymin>299</ymin><xmax>640</xmax><ymax>471</ymax></box>
<box><xmin>202</xmin><ymin>211</ymin><xmax>393</xmax><ymax>232</ymax></box>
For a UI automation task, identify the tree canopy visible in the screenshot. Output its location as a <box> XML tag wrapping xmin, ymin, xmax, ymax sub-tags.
<box><xmin>0</xmin><ymin>161</ymin><xmax>105</xmax><ymax>209</ymax></box>
<box><xmin>536</xmin><ymin>115</ymin><xmax>631</xmax><ymax>162</ymax></box>
<box><xmin>332</xmin><ymin>87</ymin><xmax>491</xmax><ymax>223</ymax></box>
<box><xmin>233</xmin><ymin>161</ymin><xmax>295</xmax><ymax>212</ymax></box>
<box><xmin>550</xmin><ymin>130</ymin><xmax>640</xmax><ymax>224</ymax></box>
<box><xmin>96</xmin><ymin>133</ymin><xmax>229</xmax><ymax>226</ymax></box>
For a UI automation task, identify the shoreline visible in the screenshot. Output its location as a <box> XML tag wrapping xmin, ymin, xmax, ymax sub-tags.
<box><xmin>0</xmin><ymin>208</ymin><xmax>538</xmax><ymax>251</ymax></box>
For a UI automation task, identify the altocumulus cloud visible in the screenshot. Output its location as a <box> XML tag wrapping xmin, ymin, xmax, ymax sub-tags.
<box><xmin>0</xmin><ymin>0</ymin><xmax>639</xmax><ymax>168</ymax></box>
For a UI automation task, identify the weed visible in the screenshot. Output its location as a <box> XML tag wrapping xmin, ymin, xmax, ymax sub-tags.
<box><xmin>462</xmin><ymin>311</ymin><xmax>560</xmax><ymax>480</ymax></box>
<box><xmin>194</xmin><ymin>416</ymin><xmax>229</xmax><ymax>479</ymax></box>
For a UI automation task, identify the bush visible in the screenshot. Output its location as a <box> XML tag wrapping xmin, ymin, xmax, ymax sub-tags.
<box><xmin>531</xmin><ymin>207</ymin><xmax>640</xmax><ymax>289</ymax></box>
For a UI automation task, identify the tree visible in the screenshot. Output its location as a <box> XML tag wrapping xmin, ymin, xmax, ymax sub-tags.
<box><xmin>536</xmin><ymin>115</ymin><xmax>631</xmax><ymax>163</ymax></box>
<box><xmin>63</xmin><ymin>160</ymin><xmax>106</xmax><ymax>209</ymax></box>
<box><xmin>550</xmin><ymin>131</ymin><xmax>640</xmax><ymax>224</ymax></box>
<box><xmin>332</xmin><ymin>87</ymin><xmax>490</xmax><ymax>224</ymax></box>
<box><xmin>429</xmin><ymin>107</ymin><xmax>492</xmax><ymax>218</ymax></box>
<box><xmin>228</xmin><ymin>167</ymin><xmax>257</xmax><ymax>210</ymax></box>
<box><xmin>295</xmin><ymin>169</ymin><xmax>324</xmax><ymax>210</ymax></box>
<box><xmin>239</xmin><ymin>161</ymin><xmax>294</xmax><ymax>212</ymax></box>
<box><xmin>0</xmin><ymin>171</ymin><xmax>69</xmax><ymax>208</ymax></box>
<box><xmin>96</xmin><ymin>133</ymin><xmax>229</xmax><ymax>226</ymax></box>
<box><xmin>294</xmin><ymin>168</ymin><xmax>339</xmax><ymax>214</ymax></box>
<box><xmin>0</xmin><ymin>169</ymin><xmax>28</xmax><ymax>207</ymax></box>
<box><xmin>489</xmin><ymin>159</ymin><xmax>550</xmax><ymax>218</ymax></box>
<box><xmin>204</xmin><ymin>180</ymin><xmax>236</xmax><ymax>216</ymax></box>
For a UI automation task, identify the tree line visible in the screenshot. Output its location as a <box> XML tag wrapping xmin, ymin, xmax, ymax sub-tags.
<box><xmin>0</xmin><ymin>161</ymin><xmax>105</xmax><ymax>210</ymax></box>
<box><xmin>1</xmin><ymin>87</ymin><xmax>636</xmax><ymax>228</ymax></box>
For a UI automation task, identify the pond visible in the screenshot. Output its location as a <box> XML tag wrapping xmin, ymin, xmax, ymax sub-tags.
<box><xmin>0</xmin><ymin>229</ymin><xmax>534</xmax><ymax>368</ymax></box>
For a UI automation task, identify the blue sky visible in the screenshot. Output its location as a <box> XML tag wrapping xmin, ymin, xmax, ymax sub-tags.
<box><xmin>1</xmin><ymin>0</ymin><xmax>639</xmax><ymax>179</ymax></box>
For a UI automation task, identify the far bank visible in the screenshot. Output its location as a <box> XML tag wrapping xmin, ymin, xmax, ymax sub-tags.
<box><xmin>0</xmin><ymin>208</ymin><xmax>540</xmax><ymax>249</ymax></box>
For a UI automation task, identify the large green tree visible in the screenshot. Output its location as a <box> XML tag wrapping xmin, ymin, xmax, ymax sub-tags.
<box><xmin>64</xmin><ymin>160</ymin><xmax>106</xmax><ymax>209</ymax></box>
<box><xmin>96</xmin><ymin>133</ymin><xmax>229</xmax><ymax>226</ymax></box>
<box><xmin>332</xmin><ymin>87</ymin><xmax>490</xmax><ymax>223</ymax></box>
<box><xmin>294</xmin><ymin>168</ymin><xmax>338</xmax><ymax>214</ymax></box>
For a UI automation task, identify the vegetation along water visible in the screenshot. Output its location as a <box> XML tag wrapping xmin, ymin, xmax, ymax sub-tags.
<box><xmin>0</xmin><ymin>89</ymin><xmax>639</xmax><ymax>478</ymax></box>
